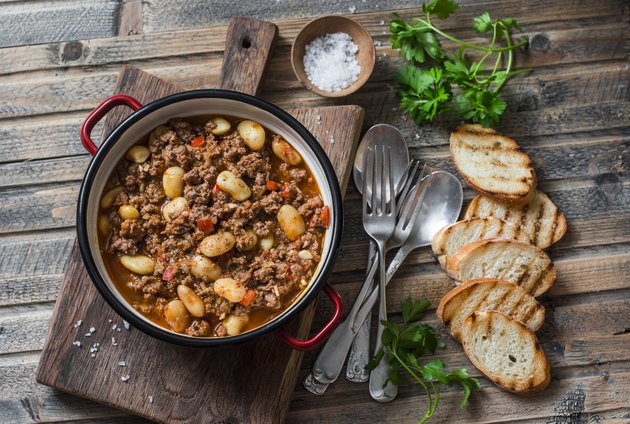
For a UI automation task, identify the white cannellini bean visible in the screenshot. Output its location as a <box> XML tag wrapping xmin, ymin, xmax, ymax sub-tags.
<box><xmin>163</xmin><ymin>166</ymin><xmax>185</xmax><ymax>199</ymax></box>
<box><xmin>176</xmin><ymin>285</ymin><xmax>205</xmax><ymax>317</ymax></box>
<box><xmin>277</xmin><ymin>204</ymin><xmax>306</xmax><ymax>241</ymax></box>
<box><xmin>199</xmin><ymin>232</ymin><xmax>236</xmax><ymax>257</ymax></box>
<box><xmin>237</xmin><ymin>120</ymin><xmax>265</xmax><ymax>151</ymax></box>
<box><xmin>272</xmin><ymin>138</ymin><xmax>302</xmax><ymax>165</ymax></box>
<box><xmin>162</xmin><ymin>196</ymin><xmax>188</xmax><ymax>221</ymax></box>
<box><xmin>222</xmin><ymin>314</ymin><xmax>250</xmax><ymax>336</ymax></box>
<box><xmin>164</xmin><ymin>299</ymin><xmax>190</xmax><ymax>333</ymax></box>
<box><xmin>97</xmin><ymin>214</ymin><xmax>111</xmax><ymax>237</ymax></box>
<box><xmin>118</xmin><ymin>204</ymin><xmax>140</xmax><ymax>220</ymax></box>
<box><xmin>298</xmin><ymin>249</ymin><xmax>313</xmax><ymax>260</ymax></box>
<box><xmin>237</xmin><ymin>230</ymin><xmax>258</xmax><ymax>252</ymax></box>
<box><xmin>190</xmin><ymin>255</ymin><xmax>222</xmax><ymax>282</ymax></box>
<box><xmin>120</xmin><ymin>255</ymin><xmax>155</xmax><ymax>275</ymax></box>
<box><xmin>213</xmin><ymin>278</ymin><xmax>247</xmax><ymax>303</ymax></box>
<box><xmin>125</xmin><ymin>145</ymin><xmax>150</xmax><ymax>163</ymax></box>
<box><xmin>149</xmin><ymin>125</ymin><xmax>169</xmax><ymax>145</ymax></box>
<box><xmin>216</xmin><ymin>170</ymin><xmax>251</xmax><ymax>201</ymax></box>
<box><xmin>211</xmin><ymin>117</ymin><xmax>231</xmax><ymax>135</ymax></box>
<box><xmin>100</xmin><ymin>186</ymin><xmax>124</xmax><ymax>209</ymax></box>
<box><xmin>259</xmin><ymin>235</ymin><xmax>274</xmax><ymax>251</ymax></box>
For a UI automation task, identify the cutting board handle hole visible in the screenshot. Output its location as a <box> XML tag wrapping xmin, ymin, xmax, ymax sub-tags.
<box><xmin>242</xmin><ymin>37</ymin><xmax>252</xmax><ymax>49</ymax></box>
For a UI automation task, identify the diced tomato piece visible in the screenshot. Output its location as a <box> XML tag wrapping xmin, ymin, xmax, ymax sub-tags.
<box><xmin>191</xmin><ymin>135</ymin><xmax>204</xmax><ymax>147</ymax></box>
<box><xmin>266</xmin><ymin>180</ymin><xmax>278</xmax><ymax>191</ymax></box>
<box><xmin>239</xmin><ymin>289</ymin><xmax>256</xmax><ymax>307</ymax></box>
<box><xmin>281</xmin><ymin>185</ymin><xmax>291</xmax><ymax>199</ymax></box>
<box><xmin>212</xmin><ymin>183</ymin><xmax>220</xmax><ymax>194</ymax></box>
<box><xmin>196</xmin><ymin>218</ymin><xmax>214</xmax><ymax>233</ymax></box>
<box><xmin>320</xmin><ymin>205</ymin><xmax>330</xmax><ymax>228</ymax></box>
<box><xmin>162</xmin><ymin>267</ymin><xmax>174</xmax><ymax>281</ymax></box>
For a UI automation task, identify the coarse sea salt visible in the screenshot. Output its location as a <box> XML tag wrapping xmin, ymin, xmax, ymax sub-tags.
<box><xmin>303</xmin><ymin>32</ymin><xmax>360</xmax><ymax>92</ymax></box>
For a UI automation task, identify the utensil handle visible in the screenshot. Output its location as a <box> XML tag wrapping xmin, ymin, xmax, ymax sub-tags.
<box><xmin>345</xmin><ymin>240</ymin><xmax>376</xmax><ymax>382</ymax></box>
<box><xmin>310</xmin><ymin>252</ymin><xmax>379</xmax><ymax>384</ymax></box>
<box><xmin>80</xmin><ymin>94</ymin><xmax>142</xmax><ymax>155</ymax></box>
<box><xmin>220</xmin><ymin>17</ymin><xmax>278</xmax><ymax>95</ymax></box>
<box><xmin>369</xmin><ymin>242</ymin><xmax>398</xmax><ymax>402</ymax></box>
<box><xmin>276</xmin><ymin>284</ymin><xmax>343</xmax><ymax>351</ymax></box>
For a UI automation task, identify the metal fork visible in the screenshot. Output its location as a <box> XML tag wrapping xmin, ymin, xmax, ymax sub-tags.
<box><xmin>362</xmin><ymin>146</ymin><xmax>398</xmax><ymax>402</ymax></box>
<box><xmin>305</xmin><ymin>160</ymin><xmax>418</xmax><ymax>393</ymax></box>
<box><xmin>346</xmin><ymin>162</ymin><xmax>427</xmax><ymax>382</ymax></box>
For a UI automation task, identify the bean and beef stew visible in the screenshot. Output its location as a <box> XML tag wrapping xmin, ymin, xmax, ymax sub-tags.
<box><xmin>98</xmin><ymin>116</ymin><xmax>329</xmax><ymax>337</ymax></box>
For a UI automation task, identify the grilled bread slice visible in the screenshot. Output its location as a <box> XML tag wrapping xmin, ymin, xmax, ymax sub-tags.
<box><xmin>462</xmin><ymin>311</ymin><xmax>551</xmax><ymax>394</ymax></box>
<box><xmin>446</xmin><ymin>239</ymin><xmax>555</xmax><ymax>297</ymax></box>
<box><xmin>437</xmin><ymin>278</ymin><xmax>545</xmax><ymax>343</ymax></box>
<box><xmin>450</xmin><ymin>124</ymin><xmax>536</xmax><ymax>205</ymax></box>
<box><xmin>432</xmin><ymin>217</ymin><xmax>531</xmax><ymax>268</ymax></box>
<box><xmin>465</xmin><ymin>191</ymin><xmax>567</xmax><ymax>249</ymax></box>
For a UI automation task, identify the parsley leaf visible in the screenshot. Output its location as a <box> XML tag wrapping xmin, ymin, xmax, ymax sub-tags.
<box><xmin>390</xmin><ymin>14</ymin><xmax>443</xmax><ymax>63</ymax></box>
<box><xmin>396</xmin><ymin>66</ymin><xmax>452</xmax><ymax>123</ymax></box>
<box><xmin>422</xmin><ymin>0</ymin><xmax>459</xmax><ymax>20</ymax></box>
<box><xmin>366</xmin><ymin>298</ymin><xmax>480</xmax><ymax>424</ymax></box>
<box><xmin>473</xmin><ymin>12</ymin><xmax>493</xmax><ymax>33</ymax></box>
<box><xmin>392</xmin><ymin>2</ymin><xmax>529</xmax><ymax>127</ymax></box>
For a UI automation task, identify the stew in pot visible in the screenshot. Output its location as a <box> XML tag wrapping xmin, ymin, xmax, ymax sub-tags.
<box><xmin>97</xmin><ymin>116</ymin><xmax>329</xmax><ymax>337</ymax></box>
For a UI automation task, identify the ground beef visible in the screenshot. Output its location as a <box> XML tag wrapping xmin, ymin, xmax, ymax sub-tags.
<box><xmin>99</xmin><ymin>117</ymin><xmax>327</xmax><ymax>338</ymax></box>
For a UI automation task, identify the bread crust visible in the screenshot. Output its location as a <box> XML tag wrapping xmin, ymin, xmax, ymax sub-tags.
<box><xmin>445</xmin><ymin>239</ymin><xmax>556</xmax><ymax>297</ymax></box>
<box><xmin>432</xmin><ymin>217</ymin><xmax>532</xmax><ymax>269</ymax></box>
<box><xmin>450</xmin><ymin>124</ymin><xmax>536</xmax><ymax>205</ymax></box>
<box><xmin>462</xmin><ymin>311</ymin><xmax>551</xmax><ymax>394</ymax></box>
<box><xmin>437</xmin><ymin>278</ymin><xmax>545</xmax><ymax>343</ymax></box>
<box><xmin>465</xmin><ymin>191</ymin><xmax>567</xmax><ymax>249</ymax></box>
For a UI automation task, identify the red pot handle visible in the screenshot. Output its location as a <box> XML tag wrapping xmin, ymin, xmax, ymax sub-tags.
<box><xmin>80</xmin><ymin>94</ymin><xmax>143</xmax><ymax>156</ymax></box>
<box><xmin>276</xmin><ymin>284</ymin><xmax>343</xmax><ymax>351</ymax></box>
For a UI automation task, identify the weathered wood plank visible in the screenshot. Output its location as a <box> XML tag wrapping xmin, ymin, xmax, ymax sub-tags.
<box><xmin>2</xmin><ymin>130</ymin><xmax>626</xmax><ymax>190</ymax></box>
<box><xmin>141</xmin><ymin>0</ymin><xmax>627</xmax><ymax>34</ymax></box>
<box><xmin>0</xmin><ymin>230</ymin><xmax>74</xmax><ymax>279</ymax></box>
<box><xmin>0</xmin><ymin>13</ymin><xmax>626</xmax><ymax>77</ymax></box>
<box><xmin>0</xmin><ymin>42</ymin><xmax>627</xmax><ymax>120</ymax></box>
<box><xmin>287</xmin><ymin>367</ymin><xmax>630</xmax><ymax>423</ymax></box>
<box><xmin>0</xmin><ymin>0</ymin><xmax>120</xmax><ymax>48</ymax></box>
<box><xmin>2</xmin><ymin>169</ymin><xmax>626</xmax><ymax>233</ymax></box>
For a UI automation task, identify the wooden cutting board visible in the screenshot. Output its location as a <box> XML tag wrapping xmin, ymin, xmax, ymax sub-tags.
<box><xmin>36</xmin><ymin>18</ymin><xmax>364</xmax><ymax>424</ymax></box>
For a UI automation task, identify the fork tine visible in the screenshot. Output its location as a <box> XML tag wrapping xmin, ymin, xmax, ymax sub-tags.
<box><xmin>379</xmin><ymin>146</ymin><xmax>387</xmax><ymax>215</ymax></box>
<box><xmin>400</xmin><ymin>164</ymin><xmax>430</xmax><ymax>229</ymax></box>
<box><xmin>396</xmin><ymin>160</ymin><xmax>419</xmax><ymax>217</ymax></box>
<box><xmin>362</xmin><ymin>147</ymin><xmax>372</xmax><ymax>217</ymax></box>
<box><xmin>387</xmin><ymin>148</ymin><xmax>396</xmax><ymax>214</ymax></box>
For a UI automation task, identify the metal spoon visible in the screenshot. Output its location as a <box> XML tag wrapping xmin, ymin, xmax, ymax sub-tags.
<box><xmin>348</xmin><ymin>124</ymin><xmax>409</xmax><ymax>383</ymax></box>
<box><xmin>302</xmin><ymin>126</ymin><xmax>409</xmax><ymax>395</ymax></box>
<box><xmin>351</xmin><ymin>172</ymin><xmax>464</xmax><ymax>400</ymax></box>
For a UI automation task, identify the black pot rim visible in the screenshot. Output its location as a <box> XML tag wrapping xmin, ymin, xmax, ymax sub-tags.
<box><xmin>77</xmin><ymin>89</ymin><xmax>343</xmax><ymax>348</ymax></box>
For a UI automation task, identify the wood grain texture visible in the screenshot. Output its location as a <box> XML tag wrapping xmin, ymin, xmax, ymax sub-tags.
<box><xmin>0</xmin><ymin>0</ymin><xmax>120</xmax><ymax>48</ymax></box>
<box><xmin>35</xmin><ymin>64</ymin><xmax>363</xmax><ymax>423</ymax></box>
<box><xmin>220</xmin><ymin>17</ymin><xmax>278</xmax><ymax>95</ymax></box>
<box><xmin>2</xmin><ymin>0</ymin><xmax>630</xmax><ymax>423</ymax></box>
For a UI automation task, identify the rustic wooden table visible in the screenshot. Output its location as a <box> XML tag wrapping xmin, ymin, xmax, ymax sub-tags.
<box><xmin>1</xmin><ymin>1</ymin><xmax>629</xmax><ymax>423</ymax></box>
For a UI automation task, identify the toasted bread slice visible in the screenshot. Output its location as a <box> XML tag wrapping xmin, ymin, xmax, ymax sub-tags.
<box><xmin>437</xmin><ymin>278</ymin><xmax>544</xmax><ymax>343</ymax></box>
<box><xmin>465</xmin><ymin>191</ymin><xmax>567</xmax><ymax>249</ymax></box>
<box><xmin>446</xmin><ymin>239</ymin><xmax>555</xmax><ymax>297</ymax></box>
<box><xmin>432</xmin><ymin>217</ymin><xmax>531</xmax><ymax>268</ymax></box>
<box><xmin>462</xmin><ymin>311</ymin><xmax>550</xmax><ymax>393</ymax></box>
<box><xmin>450</xmin><ymin>124</ymin><xmax>536</xmax><ymax>205</ymax></box>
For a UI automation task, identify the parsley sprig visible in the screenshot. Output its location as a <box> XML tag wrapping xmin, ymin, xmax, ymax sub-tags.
<box><xmin>366</xmin><ymin>298</ymin><xmax>480</xmax><ymax>424</ymax></box>
<box><xmin>391</xmin><ymin>0</ymin><xmax>530</xmax><ymax>127</ymax></box>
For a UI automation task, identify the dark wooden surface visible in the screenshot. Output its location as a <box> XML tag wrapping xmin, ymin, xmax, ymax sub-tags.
<box><xmin>1</xmin><ymin>0</ymin><xmax>629</xmax><ymax>423</ymax></box>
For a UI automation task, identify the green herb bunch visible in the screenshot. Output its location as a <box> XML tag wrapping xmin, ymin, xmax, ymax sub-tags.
<box><xmin>366</xmin><ymin>298</ymin><xmax>480</xmax><ymax>424</ymax></box>
<box><xmin>390</xmin><ymin>0</ymin><xmax>529</xmax><ymax>127</ymax></box>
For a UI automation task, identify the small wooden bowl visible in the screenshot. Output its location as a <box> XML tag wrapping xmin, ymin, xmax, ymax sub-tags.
<box><xmin>291</xmin><ymin>16</ymin><xmax>376</xmax><ymax>98</ymax></box>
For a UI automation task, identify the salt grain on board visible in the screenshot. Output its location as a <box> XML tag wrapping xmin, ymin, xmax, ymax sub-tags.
<box><xmin>73</xmin><ymin>341</ymin><xmax>81</xmax><ymax>347</ymax></box>
<box><xmin>303</xmin><ymin>33</ymin><xmax>360</xmax><ymax>92</ymax></box>
<box><xmin>121</xmin><ymin>375</ymin><xmax>130</xmax><ymax>382</ymax></box>
<box><xmin>119</xmin><ymin>361</ymin><xmax>126</xmax><ymax>367</ymax></box>
<box><xmin>123</xmin><ymin>320</ymin><xmax>130</xmax><ymax>330</ymax></box>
